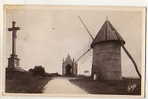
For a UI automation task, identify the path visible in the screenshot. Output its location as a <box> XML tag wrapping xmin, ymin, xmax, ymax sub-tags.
<box><xmin>43</xmin><ymin>77</ymin><xmax>87</xmax><ymax>94</ymax></box>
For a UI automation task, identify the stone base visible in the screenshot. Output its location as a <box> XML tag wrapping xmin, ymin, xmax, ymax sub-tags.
<box><xmin>8</xmin><ymin>54</ymin><xmax>20</xmax><ymax>69</ymax></box>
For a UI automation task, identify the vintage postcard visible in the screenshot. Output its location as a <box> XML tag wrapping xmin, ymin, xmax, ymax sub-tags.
<box><xmin>3</xmin><ymin>5</ymin><xmax>146</xmax><ymax>97</ymax></box>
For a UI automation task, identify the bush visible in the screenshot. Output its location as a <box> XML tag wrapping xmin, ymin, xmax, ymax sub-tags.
<box><xmin>29</xmin><ymin>65</ymin><xmax>46</xmax><ymax>76</ymax></box>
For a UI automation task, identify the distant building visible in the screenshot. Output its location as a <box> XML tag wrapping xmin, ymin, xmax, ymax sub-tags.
<box><xmin>62</xmin><ymin>54</ymin><xmax>78</xmax><ymax>76</ymax></box>
<box><xmin>91</xmin><ymin>20</ymin><xmax>125</xmax><ymax>80</ymax></box>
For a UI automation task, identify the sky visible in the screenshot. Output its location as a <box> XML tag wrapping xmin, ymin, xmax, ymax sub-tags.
<box><xmin>4</xmin><ymin>5</ymin><xmax>145</xmax><ymax>77</ymax></box>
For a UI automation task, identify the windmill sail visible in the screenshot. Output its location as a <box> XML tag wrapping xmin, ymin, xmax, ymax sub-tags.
<box><xmin>78</xmin><ymin>16</ymin><xmax>94</xmax><ymax>40</ymax></box>
<box><xmin>121</xmin><ymin>45</ymin><xmax>141</xmax><ymax>78</ymax></box>
<box><xmin>75</xmin><ymin>16</ymin><xmax>94</xmax><ymax>62</ymax></box>
<box><xmin>76</xmin><ymin>48</ymin><xmax>91</xmax><ymax>62</ymax></box>
<box><xmin>106</xmin><ymin>20</ymin><xmax>141</xmax><ymax>79</ymax></box>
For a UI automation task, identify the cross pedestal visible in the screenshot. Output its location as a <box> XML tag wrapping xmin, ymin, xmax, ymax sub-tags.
<box><xmin>8</xmin><ymin>54</ymin><xmax>19</xmax><ymax>69</ymax></box>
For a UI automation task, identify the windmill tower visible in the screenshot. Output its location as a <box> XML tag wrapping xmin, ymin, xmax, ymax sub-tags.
<box><xmin>91</xmin><ymin>20</ymin><xmax>125</xmax><ymax>80</ymax></box>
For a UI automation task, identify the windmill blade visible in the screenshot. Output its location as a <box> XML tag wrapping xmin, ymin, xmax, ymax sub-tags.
<box><xmin>109</xmin><ymin>23</ymin><xmax>141</xmax><ymax>79</ymax></box>
<box><xmin>76</xmin><ymin>48</ymin><xmax>92</xmax><ymax>62</ymax></box>
<box><xmin>106</xmin><ymin>22</ymin><xmax>141</xmax><ymax>78</ymax></box>
<box><xmin>121</xmin><ymin>45</ymin><xmax>141</xmax><ymax>79</ymax></box>
<box><xmin>114</xmin><ymin>33</ymin><xmax>141</xmax><ymax>79</ymax></box>
<box><xmin>75</xmin><ymin>16</ymin><xmax>93</xmax><ymax>63</ymax></box>
<box><xmin>78</xmin><ymin>16</ymin><xmax>94</xmax><ymax>40</ymax></box>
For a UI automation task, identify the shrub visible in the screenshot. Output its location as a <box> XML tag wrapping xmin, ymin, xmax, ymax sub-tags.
<box><xmin>29</xmin><ymin>65</ymin><xmax>46</xmax><ymax>76</ymax></box>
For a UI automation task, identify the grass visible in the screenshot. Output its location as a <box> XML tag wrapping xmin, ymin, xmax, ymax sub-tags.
<box><xmin>70</xmin><ymin>77</ymin><xmax>141</xmax><ymax>95</ymax></box>
<box><xmin>6</xmin><ymin>70</ymin><xmax>50</xmax><ymax>93</ymax></box>
<box><xmin>6</xmin><ymin>70</ymin><xmax>141</xmax><ymax>95</ymax></box>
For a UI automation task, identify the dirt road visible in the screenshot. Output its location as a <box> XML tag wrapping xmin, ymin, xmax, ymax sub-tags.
<box><xmin>43</xmin><ymin>77</ymin><xmax>87</xmax><ymax>94</ymax></box>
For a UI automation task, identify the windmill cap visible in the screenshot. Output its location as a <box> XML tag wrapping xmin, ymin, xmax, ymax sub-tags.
<box><xmin>91</xmin><ymin>20</ymin><xmax>125</xmax><ymax>48</ymax></box>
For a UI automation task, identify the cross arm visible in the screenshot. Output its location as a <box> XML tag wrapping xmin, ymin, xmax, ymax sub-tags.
<box><xmin>8</xmin><ymin>27</ymin><xmax>20</xmax><ymax>31</ymax></box>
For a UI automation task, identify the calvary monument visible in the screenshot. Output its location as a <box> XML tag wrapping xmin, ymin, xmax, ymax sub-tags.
<box><xmin>7</xmin><ymin>21</ymin><xmax>20</xmax><ymax>70</ymax></box>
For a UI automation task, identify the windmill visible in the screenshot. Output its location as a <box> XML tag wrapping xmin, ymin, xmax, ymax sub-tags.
<box><xmin>76</xmin><ymin>16</ymin><xmax>141</xmax><ymax>80</ymax></box>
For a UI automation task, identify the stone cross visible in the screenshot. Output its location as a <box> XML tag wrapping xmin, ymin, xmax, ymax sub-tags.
<box><xmin>8</xmin><ymin>21</ymin><xmax>20</xmax><ymax>55</ymax></box>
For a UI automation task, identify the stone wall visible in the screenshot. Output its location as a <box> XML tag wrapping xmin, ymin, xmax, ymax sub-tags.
<box><xmin>92</xmin><ymin>41</ymin><xmax>121</xmax><ymax>80</ymax></box>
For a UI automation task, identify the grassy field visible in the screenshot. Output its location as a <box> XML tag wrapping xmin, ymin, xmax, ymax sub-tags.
<box><xmin>6</xmin><ymin>71</ymin><xmax>141</xmax><ymax>95</ymax></box>
<box><xmin>70</xmin><ymin>77</ymin><xmax>141</xmax><ymax>95</ymax></box>
<box><xmin>6</xmin><ymin>70</ymin><xmax>50</xmax><ymax>93</ymax></box>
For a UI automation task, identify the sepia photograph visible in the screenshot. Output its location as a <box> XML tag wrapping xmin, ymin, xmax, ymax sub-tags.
<box><xmin>3</xmin><ymin>5</ymin><xmax>145</xmax><ymax>96</ymax></box>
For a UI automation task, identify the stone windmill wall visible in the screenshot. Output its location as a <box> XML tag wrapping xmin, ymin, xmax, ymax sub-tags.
<box><xmin>91</xmin><ymin>20</ymin><xmax>125</xmax><ymax>80</ymax></box>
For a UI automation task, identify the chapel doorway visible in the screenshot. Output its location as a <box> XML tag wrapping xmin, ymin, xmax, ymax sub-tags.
<box><xmin>65</xmin><ymin>64</ymin><xmax>72</xmax><ymax>76</ymax></box>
